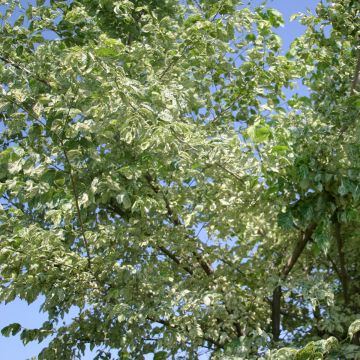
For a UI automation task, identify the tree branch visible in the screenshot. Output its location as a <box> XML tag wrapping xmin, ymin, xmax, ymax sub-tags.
<box><xmin>144</xmin><ymin>173</ymin><xmax>214</xmax><ymax>276</ymax></box>
<box><xmin>146</xmin><ymin>316</ymin><xmax>223</xmax><ymax>349</ymax></box>
<box><xmin>333</xmin><ymin>212</ymin><xmax>350</xmax><ymax>305</ymax></box>
<box><xmin>281</xmin><ymin>224</ymin><xmax>316</xmax><ymax>278</ymax></box>
<box><xmin>351</xmin><ymin>48</ymin><xmax>360</xmax><ymax>94</ymax></box>
<box><xmin>271</xmin><ymin>285</ymin><xmax>282</xmax><ymax>341</ymax></box>
<box><xmin>106</xmin><ymin>198</ymin><xmax>194</xmax><ymax>275</ymax></box>
<box><xmin>0</xmin><ymin>55</ymin><xmax>51</xmax><ymax>88</ymax></box>
<box><xmin>60</xmin><ymin>138</ymin><xmax>92</xmax><ymax>269</ymax></box>
<box><xmin>211</xmin><ymin>161</ymin><xmax>245</xmax><ymax>184</ymax></box>
<box><xmin>157</xmin><ymin>245</ymin><xmax>194</xmax><ymax>275</ymax></box>
<box><xmin>193</xmin><ymin>0</ymin><xmax>203</xmax><ymax>12</ymax></box>
<box><xmin>271</xmin><ymin>223</ymin><xmax>316</xmax><ymax>341</ymax></box>
<box><xmin>326</xmin><ymin>254</ymin><xmax>342</xmax><ymax>279</ymax></box>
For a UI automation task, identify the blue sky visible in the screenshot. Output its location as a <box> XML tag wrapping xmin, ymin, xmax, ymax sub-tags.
<box><xmin>0</xmin><ymin>1</ymin><xmax>319</xmax><ymax>359</ymax></box>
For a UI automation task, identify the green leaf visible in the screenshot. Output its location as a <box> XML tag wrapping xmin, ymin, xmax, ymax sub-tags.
<box><xmin>95</xmin><ymin>47</ymin><xmax>119</xmax><ymax>57</ymax></box>
<box><xmin>349</xmin><ymin>319</ymin><xmax>360</xmax><ymax>339</ymax></box>
<box><xmin>1</xmin><ymin>323</ymin><xmax>21</xmax><ymax>337</ymax></box>
<box><xmin>116</xmin><ymin>193</ymin><xmax>131</xmax><ymax>209</ymax></box>
<box><xmin>54</xmin><ymin>178</ymin><xmax>65</xmax><ymax>187</ymax></box>
<box><xmin>272</xmin><ymin>145</ymin><xmax>289</xmax><ymax>153</ymax></box>
<box><xmin>246</xmin><ymin>33</ymin><xmax>256</xmax><ymax>42</ymax></box>
<box><xmin>14</xmin><ymin>15</ymin><xmax>24</xmax><ymax>27</ymax></box>
<box><xmin>143</xmin><ymin>343</ymin><xmax>155</xmax><ymax>354</ymax></box>
<box><xmin>278</xmin><ymin>211</ymin><xmax>294</xmax><ymax>230</ymax></box>
<box><xmin>290</xmin><ymin>13</ymin><xmax>303</xmax><ymax>21</ymax></box>
<box><xmin>338</xmin><ymin>182</ymin><xmax>348</xmax><ymax>196</ymax></box>
<box><xmin>246</xmin><ymin>125</ymin><xmax>271</xmax><ymax>143</ymax></box>
<box><xmin>1</xmin><ymin>0</ymin><xmax>360</xmax><ymax>358</ymax></box>
<box><xmin>267</xmin><ymin>8</ymin><xmax>284</xmax><ymax>28</ymax></box>
<box><xmin>313</xmin><ymin>230</ymin><xmax>331</xmax><ymax>254</ymax></box>
<box><xmin>154</xmin><ymin>351</ymin><xmax>167</xmax><ymax>360</ymax></box>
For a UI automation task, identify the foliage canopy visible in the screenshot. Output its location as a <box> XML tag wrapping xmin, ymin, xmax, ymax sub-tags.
<box><xmin>0</xmin><ymin>0</ymin><xmax>360</xmax><ymax>358</ymax></box>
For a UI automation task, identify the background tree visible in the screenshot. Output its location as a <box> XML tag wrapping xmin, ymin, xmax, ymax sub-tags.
<box><xmin>0</xmin><ymin>0</ymin><xmax>359</xmax><ymax>358</ymax></box>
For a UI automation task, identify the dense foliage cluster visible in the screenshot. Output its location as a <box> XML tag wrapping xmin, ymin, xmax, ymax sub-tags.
<box><xmin>0</xmin><ymin>0</ymin><xmax>359</xmax><ymax>358</ymax></box>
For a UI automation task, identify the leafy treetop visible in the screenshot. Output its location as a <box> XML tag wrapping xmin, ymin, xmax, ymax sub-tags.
<box><xmin>0</xmin><ymin>0</ymin><xmax>359</xmax><ymax>359</ymax></box>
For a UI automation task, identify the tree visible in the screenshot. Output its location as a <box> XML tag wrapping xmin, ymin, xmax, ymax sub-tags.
<box><xmin>0</xmin><ymin>0</ymin><xmax>359</xmax><ymax>358</ymax></box>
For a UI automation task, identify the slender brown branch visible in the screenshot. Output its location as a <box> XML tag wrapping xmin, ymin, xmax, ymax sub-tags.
<box><xmin>212</xmin><ymin>162</ymin><xmax>245</xmax><ymax>183</ymax></box>
<box><xmin>351</xmin><ymin>48</ymin><xmax>360</xmax><ymax>94</ymax></box>
<box><xmin>271</xmin><ymin>223</ymin><xmax>316</xmax><ymax>341</ymax></box>
<box><xmin>0</xmin><ymin>55</ymin><xmax>51</xmax><ymax>87</ymax></box>
<box><xmin>133</xmin><ymin>175</ymin><xmax>240</xmax><ymax>332</ymax></box>
<box><xmin>169</xmin><ymin>128</ymin><xmax>246</xmax><ymax>185</ymax></box>
<box><xmin>145</xmin><ymin>173</ymin><xmax>214</xmax><ymax>276</ymax></box>
<box><xmin>281</xmin><ymin>224</ymin><xmax>316</xmax><ymax>278</ymax></box>
<box><xmin>158</xmin><ymin>245</ymin><xmax>194</xmax><ymax>275</ymax></box>
<box><xmin>193</xmin><ymin>251</ymin><xmax>213</xmax><ymax>276</ymax></box>
<box><xmin>326</xmin><ymin>254</ymin><xmax>342</xmax><ymax>279</ymax></box>
<box><xmin>145</xmin><ymin>173</ymin><xmax>182</xmax><ymax>226</ymax></box>
<box><xmin>193</xmin><ymin>0</ymin><xmax>203</xmax><ymax>12</ymax></box>
<box><xmin>210</xmin><ymin>0</ymin><xmax>225</xmax><ymax>22</ymax></box>
<box><xmin>106</xmin><ymin>192</ymin><xmax>194</xmax><ymax>275</ymax></box>
<box><xmin>60</xmin><ymin>139</ymin><xmax>92</xmax><ymax>269</ymax></box>
<box><xmin>333</xmin><ymin>212</ymin><xmax>350</xmax><ymax>305</ymax></box>
<box><xmin>146</xmin><ymin>316</ymin><xmax>223</xmax><ymax>349</ymax></box>
<box><xmin>271</xmin><ymin>285</ymin><xmax>282</xmax><ymax>341</ymax></box>
<box><xmin>159</xmin><ymin>45</ymin><xmax>191</xmax><ymax>81</ymax></box>
<box><xmin>209</xmin><ymin>94</ymin><xmax>245</xmax><ymax>125</ymax></box>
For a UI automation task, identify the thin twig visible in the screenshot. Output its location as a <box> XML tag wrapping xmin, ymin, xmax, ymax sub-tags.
<box><xmin>211</xmin><ymin>0</ymin><xmax>225</xmax><ymax>22</ymax></box>
<box><xmin>60</xmin><ymin>138</ymin><xmax>92</xmax><ymax>269</ymax></box>
<box><xmin>0</xmin><ymin>55</ymin><xmax>51</xmax><ymax>87</ymax></box>
<box><xmin>212</xmin><ymin>162</ymin><xmax>245</xmax><ymax>183</ymax></box>
<box><xmin>145</xmin><ymin>173</ymin><xmax>214</xmax><ymax>276</ymax></box>
<box><xmin>209</xmin><ymin>94</ymin><xmax>245</xmax><ymax>124</ymax></box>
<box><xmin>193</xmin><ymin>0</ymin><xmax>203</xmax><ymax>13</ymax></box>
<box><xmin>146</xmin><ymin>316</ymin><xmax>224</xmax><ymax>349</ymax></box>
